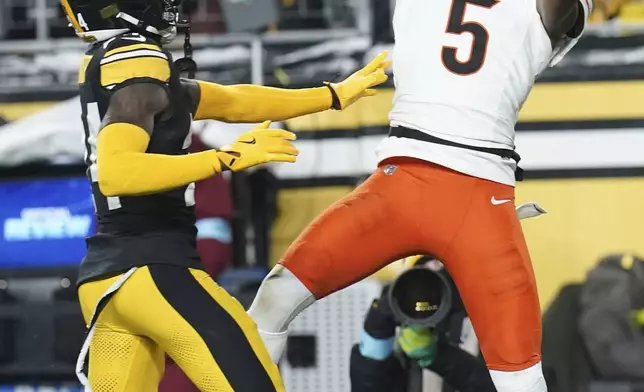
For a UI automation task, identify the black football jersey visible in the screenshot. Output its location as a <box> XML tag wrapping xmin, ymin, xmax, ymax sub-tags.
<box><xmin>77</xmin><ymin>33</ymin><xmax>202</xmax><ymax>285</ymax></box>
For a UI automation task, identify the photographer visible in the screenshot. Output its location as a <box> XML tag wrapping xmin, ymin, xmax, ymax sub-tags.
<box><xmin>350</xmin><ymin>256</ymin><xmax>496</xmax><ymax>392</ymax></box>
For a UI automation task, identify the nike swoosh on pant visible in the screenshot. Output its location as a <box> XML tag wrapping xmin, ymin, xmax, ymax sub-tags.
<box><xmin>491</xmin><ymin>197</ymin><xmax>511</xmax><ymax>205</ymax></box>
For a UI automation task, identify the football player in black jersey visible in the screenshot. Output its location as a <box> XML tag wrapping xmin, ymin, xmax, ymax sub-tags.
<box><xmin>60</xmin><ymin>1</ymin><xmax>390</xmax><ymax>391</ymax></box>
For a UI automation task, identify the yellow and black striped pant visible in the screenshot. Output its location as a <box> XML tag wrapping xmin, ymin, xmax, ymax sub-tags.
<box><xmin>78</xmin><ymin>265</ymin><xmax>284</xmax><ymax>392</ymax></box>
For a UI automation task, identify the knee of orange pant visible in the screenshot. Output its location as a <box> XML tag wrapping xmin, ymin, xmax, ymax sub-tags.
<box><xmin>479</xmin><ymin>327</ymin><xmax>541</xmax><ymax>369</ymax></box>
<box><xmin>281</xmin><ymin>244</ymin><xmax>336</xmax><ymax>298</ymax></box>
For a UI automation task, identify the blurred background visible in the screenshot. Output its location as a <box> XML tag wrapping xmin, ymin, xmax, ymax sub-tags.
<box><xmin>1</xmin><ymin>0</ymin><xmax>644</xmax><ymax>391</ymax></box>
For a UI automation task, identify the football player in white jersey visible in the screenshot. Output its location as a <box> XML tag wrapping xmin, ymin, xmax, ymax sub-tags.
<box><xmin>248</xmin><ymin>0</ymin><xmax>591</xmax><ymax>391</ymax></box>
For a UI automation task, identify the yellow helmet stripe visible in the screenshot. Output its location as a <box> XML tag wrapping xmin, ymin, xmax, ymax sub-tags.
<box><xmin>60</xmin><ymin>0</ymin><xmax>83</xmax><ymax>33</ymax></box>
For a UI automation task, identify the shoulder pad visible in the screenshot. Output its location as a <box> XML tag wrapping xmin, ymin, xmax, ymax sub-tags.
<box><xmin>99</xmin><ymin>33</ymin><xmax>171</xmax><ymax>89</ymax></box>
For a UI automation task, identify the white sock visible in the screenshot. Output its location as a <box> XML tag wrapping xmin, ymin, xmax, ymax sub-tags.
<box><xmin>489</xmin><ymin>362</ymin><xmax>547</xmax><ymax>392</ymax></box>
<box><xmin>248</xmin><ymin>265</ymin><xmax>316</xmax><ymax>362</ymax></box>
<box><xmin>256</xmin><ymin>329</ymin><xmax>289</xmax><ymax>364</ymax></box>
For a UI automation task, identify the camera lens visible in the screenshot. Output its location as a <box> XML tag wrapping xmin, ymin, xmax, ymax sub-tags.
<box><xmin>392</xmin><ymin>268</ymin><xmax>443</xmax><ymax>320</ymax></box>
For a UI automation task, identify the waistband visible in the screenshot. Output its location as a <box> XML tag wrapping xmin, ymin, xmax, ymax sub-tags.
<box><xmin>388</xmin><ymin>126</ymin><xmax>524</xmax><ymax>181</ymax></box>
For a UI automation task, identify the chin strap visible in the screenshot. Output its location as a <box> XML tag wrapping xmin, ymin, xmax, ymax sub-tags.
<box><xmin>175</xmin><ymin>8</ymin><xmax>197</xmax><ymax>79</ymax></box>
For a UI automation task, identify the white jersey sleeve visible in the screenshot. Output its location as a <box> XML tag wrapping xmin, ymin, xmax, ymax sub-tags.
<box><xmin>549</xmin><ymin>0</ymin><xmax>593</xmax><ymax>66</ymax></box>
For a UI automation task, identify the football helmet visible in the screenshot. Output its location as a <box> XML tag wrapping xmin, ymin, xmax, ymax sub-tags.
<box><xmin>60</xmin><ymin>0</ymin><xmax>182</xmax><ymax>43</ymax></box>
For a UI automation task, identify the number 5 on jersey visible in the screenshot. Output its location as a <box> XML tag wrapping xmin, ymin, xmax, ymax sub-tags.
<box><xmin>442</xmin><ymin>0</ymin><xmax>499</xmax><ymax>76</ymax></box>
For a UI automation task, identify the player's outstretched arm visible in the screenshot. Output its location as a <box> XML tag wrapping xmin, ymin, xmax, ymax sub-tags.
<box><xmin>97</xmin><ymin>86</ymin><xmax>298</xmax><ymax>197</ymax></box>
<box><xmin>183</xmin><ymin>51</ymin><xmax>391</xmax><ymax>123</ymax></box>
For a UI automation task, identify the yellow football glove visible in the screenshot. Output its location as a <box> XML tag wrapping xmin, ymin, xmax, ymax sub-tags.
<box><xmin>217</xmin><ymin>121</ymin><xmax>299</xmax><ymax>172</ymax></box>
<box><xmin>325</xmin><ymin>51</ymin><xmax>391</xmax><ymax>110</ymax></box>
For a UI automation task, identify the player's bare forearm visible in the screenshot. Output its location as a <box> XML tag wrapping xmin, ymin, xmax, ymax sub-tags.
<box><xmin>102</xmin><ymin>83</ymin><xmax>169</xmax><ymax>134</ymax></box>
<box><xmin>98</xmin><ymin>83</ymin><xmax>221</xmax><ymax>197</ymax></box>
<box><xmin>537</xmin><ymin>0</ymin><xmax>582</xmax><ymax>43</ymax></box>
<box><xmin>183</xmin><ymin>79</ymin><xmax>332</xmax><ymax>123</ymax></box>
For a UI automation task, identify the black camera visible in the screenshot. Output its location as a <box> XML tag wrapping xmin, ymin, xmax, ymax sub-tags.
<box><xmin>387</xmin><ymin>257</ymin><xmax>455</xmax><ymax>328</ymax></box>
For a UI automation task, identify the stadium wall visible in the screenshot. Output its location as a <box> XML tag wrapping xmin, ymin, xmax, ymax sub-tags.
<box><xmin>1</xmin><ymin>81</ymin><xmax>642</xmax><ymax>307</ymax></box>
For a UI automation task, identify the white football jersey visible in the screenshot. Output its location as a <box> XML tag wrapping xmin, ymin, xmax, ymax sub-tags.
<box><xmin>377</xmin><ymin>0</ymin><xmax>591</xmax><ymax>185</ymax></box>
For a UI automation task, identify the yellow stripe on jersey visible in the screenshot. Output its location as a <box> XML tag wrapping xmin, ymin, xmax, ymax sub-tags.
<box><xmin>100</xmin><ymin>57</ymin><xmax>171</xmax><ymax>87</ymax></box>
<box><xmin>78</xmin><ymin>55</ymin><xmax>93</xmax><ymax>84</ymax></box>
<box><xmin>104</xmin><ymin>43</ymin><xmax>162</xmax><ymax>58</ymax></box>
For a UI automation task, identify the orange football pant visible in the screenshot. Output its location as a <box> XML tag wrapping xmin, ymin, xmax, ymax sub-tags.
<box><xmin>281</xmin><ymin>157</ymin><xmax>542</xmax><ymax>371</ymax></box>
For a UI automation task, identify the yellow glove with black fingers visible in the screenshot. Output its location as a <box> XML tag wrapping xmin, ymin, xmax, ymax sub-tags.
<box><xmin>217</xmin><ymin>121</ymin><xmax>299</xmax><ymax>172</ymax></box>
<box><xmin>325</xmin><ymin>51</ymin><xmax>391</xmax><ymax>110</ymax></box>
